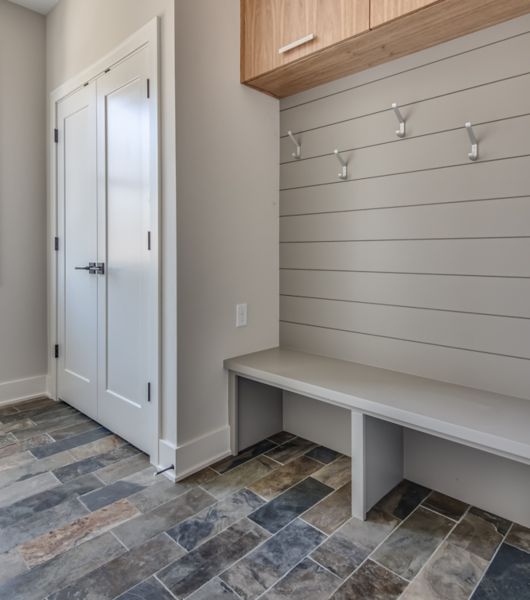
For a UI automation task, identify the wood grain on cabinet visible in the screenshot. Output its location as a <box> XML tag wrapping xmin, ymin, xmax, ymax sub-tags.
<box><xmin>241</xmin><ymin>0</ymin><xmax>370</xmax><ymax>82</ymax></box>
<box><xmin>243</xmin><ymin>0</ymin><xmax>530</xmax><ymax>97</ymax></box>
<box><xmin>370</xmin><ymin>0</ymin><xmax>440</xmax><ymax>28</ymax></box>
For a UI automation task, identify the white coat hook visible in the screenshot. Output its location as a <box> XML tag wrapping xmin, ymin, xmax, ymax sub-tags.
<box><xmin>333</xmin><ymin>149</ymin><xmax>348</xmax><ymax>180</ymax></box>
<box><xmin>465</xmin><ymin>122</ymin><xmax>478</xmax><ymax>161</ymax></box>
<box><xmin>287</xmin><ymin>130</ymin><xmax>301</xmax><ymax>159</ymax></box>
<box><xmin>391</xmin><ymin>102</ymin><xmax>406</xmax><ymax>138</ymax></box>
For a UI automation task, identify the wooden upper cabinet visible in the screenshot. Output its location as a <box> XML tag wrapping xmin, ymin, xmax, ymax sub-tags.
<box><xmin>241</xmin><ymin>0</ymin><xmax>370</xmax><ymax>82</ymax></box>
<box><xmin>370</xmin><ymin>0</ymin><xmax>441</xmax><ymax>28</ymax></box>
<box><xmin>242</xmin><ymin>0</ymin><xmax>530</xmax><ymax>97</ymax></box>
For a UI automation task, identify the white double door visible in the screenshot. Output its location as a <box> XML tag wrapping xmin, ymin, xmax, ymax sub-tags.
<box><xmin>56</xmin><ymin>48</ymin><xmax>154</xmax><ymax>454</ymax></box>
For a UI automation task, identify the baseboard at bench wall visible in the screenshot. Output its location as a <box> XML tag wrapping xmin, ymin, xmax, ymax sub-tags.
<box><xmin>0</xmin><ymin>375</ymin><xmax>48</xmax><ymax>406</ymax></box>
<box><xmin>405</xmin><ymin>430</ymin><xmax>530</xmax><ymax>528</ymax></box>
<box><xmin>173</xmin><ymin>425</ymin><xmax>231</xmax><ymax>481</ymax></box>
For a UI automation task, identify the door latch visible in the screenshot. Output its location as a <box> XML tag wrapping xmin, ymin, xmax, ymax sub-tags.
<box><xmin>75</xmin><ymin>262</ymin><xmax>105</xmax><ymax>275</ymax></box>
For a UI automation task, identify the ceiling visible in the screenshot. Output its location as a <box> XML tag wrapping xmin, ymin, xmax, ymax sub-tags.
<box><xmin>8</xmin><ymin>0</ymin><xmax>58</xmax><ymax>14</ymax></box>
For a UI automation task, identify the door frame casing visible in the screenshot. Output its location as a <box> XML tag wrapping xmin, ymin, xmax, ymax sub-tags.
<box><xmin>47</xmin><ymin>18</ymin><xmax>161</xmax><ymax>464</ymax></box>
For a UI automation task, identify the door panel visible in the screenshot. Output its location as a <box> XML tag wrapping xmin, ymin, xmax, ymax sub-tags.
<box><xmin>370</xmin><ymin>0</ymin><xmax>439</xmax><ymax>28</ymax></box>
<box><xmin>57</xmin><ymin>84</ymin><xmax>98</xmax><ymax>419</ymax></box>
<box><xmin>278</xmin><ymin>0</ymin><xmax>370</xmax><ymax>67</ymax></box>
<box><xmin>96</xmin><ymin>48</ymin><xmax>152</xmax><ymax>453</ymax></box>
<box><xmin>242</xmin><ymin>0</ymin><xmax>370</xmax><ymax>81</ymax></box>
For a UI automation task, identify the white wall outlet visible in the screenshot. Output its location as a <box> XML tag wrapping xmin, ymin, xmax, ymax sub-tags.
<box><xmin>236</xmin><ymin>303</ymin><xmax>248</xmax><ymax>327</ymax></box>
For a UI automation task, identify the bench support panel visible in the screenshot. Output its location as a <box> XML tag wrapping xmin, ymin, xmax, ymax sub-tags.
<box><xmin>229</xmin><ymin>374</ymin><xmax>283</xmax><ymax>454</ymax></box>
<box><xmin>351</xmin><ymin>411</ymin><xmax>404</xmax><ymax>520</ymax></box>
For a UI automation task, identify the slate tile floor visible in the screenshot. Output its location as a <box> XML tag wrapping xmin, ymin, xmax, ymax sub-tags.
<box><xmin>0</xmin><ymin>397</ymin><xmax>529</xmax><ymax>599</ymax></box>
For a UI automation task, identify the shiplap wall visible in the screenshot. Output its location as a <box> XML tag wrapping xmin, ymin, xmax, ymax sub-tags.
<box><xmin>279</xmin><ymin>18</ymin><xmax>530</xmax><ymax>402</ymax></box>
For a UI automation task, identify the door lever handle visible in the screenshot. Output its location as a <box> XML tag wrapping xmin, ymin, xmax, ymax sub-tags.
<box><xmin>75</xmin><ymin>262</ymin><xmax>104</xmax><ymax>275</ymax></box>
<box><xmin>75</xmin><ymin>263</ymin><xmax>95</xmax><ymax>272</ymax></box>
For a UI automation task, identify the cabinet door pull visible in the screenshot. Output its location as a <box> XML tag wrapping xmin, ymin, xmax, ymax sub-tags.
<box><xmin>278</xmin><ymin>33</ymin><xmax>315</xmax><ymax>54</ymax></box>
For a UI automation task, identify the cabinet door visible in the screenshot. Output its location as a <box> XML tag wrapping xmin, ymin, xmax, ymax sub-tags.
<box><xmin>241</xmin><ymin>0</ymin><xmax>281</xmax><ymax>82</ymax></box>
<box><xmin>370</xmin><ymin>0</ymin><xmax>440</xmax><ymax>28</ymax></box>
<box><xmin>242</xmin><ymin>0</ymin><xmax>369</xmax><ymax>82</ymax></box>
<box><xmin>278</xmin><ymin>1</ymin><xmax>369</xmax><ymax>67</ymax></box>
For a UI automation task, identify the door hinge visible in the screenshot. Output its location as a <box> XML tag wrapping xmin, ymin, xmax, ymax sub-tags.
<box><xmin>147</xmin><ymin>382</ymin><xmax>151</xmax><ymax>403</ymax></box>
<box><xmin>54</xmin><ymin>344</ymin><xmax>59</xmax><ymax>359</ymax></box>
<box><xmin>54</xmin><ymin>236</ymin><xmax>59</xmax><ymax>251</ymax></box>
<box><xmin>54</xmin><ymin>128</ymin><xmax>59</xmax><ymax>143</ymax></box>
<box><xmin>146</xmin><ymin>78</ymin><xmax>150</xmax><ymax>99</ymax></box>
<box><xmin>147</xmin><ymin>231</ymin><xmax>151</xmax><ymax>251</ymax></box>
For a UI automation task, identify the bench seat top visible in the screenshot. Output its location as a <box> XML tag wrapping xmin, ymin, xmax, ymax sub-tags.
<box><xmin>224</xmin><ymin>347</ymin><xmax>530</xmax><ymax>465</ymax></box>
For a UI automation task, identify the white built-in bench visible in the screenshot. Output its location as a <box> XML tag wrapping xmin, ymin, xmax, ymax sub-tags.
<box><xmin>224</xmin><ymin>347</ymin><xmax>530</xmax><ymax>520</ymax></box>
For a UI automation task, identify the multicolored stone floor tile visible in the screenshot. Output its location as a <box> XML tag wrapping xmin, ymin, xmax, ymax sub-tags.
<box><xmin>0</xmin><ymin>399</ymin><xmax>524</xmax><ymax>600</ymax></box>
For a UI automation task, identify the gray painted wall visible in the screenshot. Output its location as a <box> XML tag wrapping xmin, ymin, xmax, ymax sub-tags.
<box><xmin>279</xmin><ymin>14</ymin><xmax>530</xmax><ymax>520</ymax></box>
<box><xmin>174</xmin><ymin>1</ymin><xmax>279</xmax><ymax>457</ymax></box>
<box><xmin>0</xmin><ymin>0</ymin><xmax>47</xmax><ymax>403</ymax></box>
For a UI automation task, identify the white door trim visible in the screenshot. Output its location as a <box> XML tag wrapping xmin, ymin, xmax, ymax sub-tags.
<box><xmin>48</xmin><ymin>18</ymin><xmax>161</xmax><ymax>463</ymax></box>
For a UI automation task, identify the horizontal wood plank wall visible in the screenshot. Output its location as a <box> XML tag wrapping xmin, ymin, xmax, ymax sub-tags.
<box><xmin>279</xmin><ymin>18</ymin><xmax>530</xmax><ymax>400</ymax></box>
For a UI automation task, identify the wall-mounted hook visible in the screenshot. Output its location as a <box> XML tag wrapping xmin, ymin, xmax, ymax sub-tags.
<box><xmin>333</xmin><ymin>149</ymin><xmax>348</xmax><ymax>180</ymax></box>
<box><xmin>391</xmin><ymin>102</ymin><xmax>406</xmax><ymax>138</ymax></box>
<box><xmin>287</xmin><ymin>130</ymin><xmax>301</xmax><ymax>159</ymax></box>
<box><xmin>465</xmin><ymin>122</ymin><xmax>478</xmax><ymax>161</ymax></box>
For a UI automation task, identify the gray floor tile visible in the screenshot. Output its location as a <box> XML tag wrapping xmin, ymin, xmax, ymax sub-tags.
<box><xmin>311</xmin><ymin>508</ymin><xmax>399</xmax><ymax>578</ymax></box>
<box><xmin>261</xmin><ymin>557</ymin><xmax>341</xmax><ymax>600</ymax></box>
<box><xmin>0</xmin><ymin>495</ymin><xmax>88</xmax><ymax>553</ymax></box>
<box><xmin>220</xmin><ymin>519</ymin><xmax>325</xmax><ymax>600</ymax></box>
<box><xmin>202</xmin><ymin>455</ymin><xmax>278</xmax><ymax>500</ymax></box>
<box><xmin>158</xmin><ymin>518</ymin><xmax>269</xmax><ymax>599</ymax></box>
<box><xmin>13</xmin><ymin>413</ymin><xmax>92</xmax><ymax>441</ymax></box>
<box><xmin>376</xmin><ymin>479</ymin><xmax>431</xmax><ymax>521</ymax></box>
<box><xmin>451</xmin><ymin>506</ymin><xmax>510</xmax><ymax>561</ymax></box>
<box><xmin>19</xmin><ymin>498</ymin><xmax>140</xmax><ymax>567</ymax></box>
<box><xmin>95</xmin><ymin>453</ymin><xmax>150</xmax><ymax>484</ymax></box>
<box><xmin>31</xmin><ymin>427</ymin><xmax>112</xmax><ymax>459</ymax></box>
<box><xmin>330</xmin><ymin>560</ymin><xmax>407</xmax><ymax>600</ymax></box>
<box><xmin>52</xmin><ymin>444</ymin><xmax>140</xmax><ymax>483</ymax></box>
<box><xmin>265</xmin><ymin>437</ymin><xmax>317</xmax><ymax>464</ymax></box>
<box><xmin>372</xmin><ymin>506</ymin><xmax>453</xmax><ymax>580</ymax></box>
<box><xmin>113</xmin><ymin>486</ymin><xmax>216</xmax><ymax>549</ymax></box>
<box><xmin>50</xmin><ymin>420</ymin><xmax>102</xmax><ymax>442</ymax></box>
<box><xmin>312</xmin><ymin>455</ymin><xmax>351</xmax><ymax>490</ymax></box>
<box><xmin>266</xmin><ymin>431</ymin><xmax>296</xmax><ymax>445</ymax></box>
<box><xmin>0</xmin><ymin>470</ymin><xmax>59</xmax><ymax>508</ymax></box>
<box><xmin>302</xmin><ymin>482</ymin><xmax>351</xmax><ymax>534</ymax></box>
<box><xmin>211</xmin><ymin>439</ymin><xmax>277</xmax><ymax>474</ymax></box>
<box><xmin>0</xmin><ymin>450</ymin><xmax>75</xmax><ymax>489</ymax></box>
<box><xmin>48</xmin><ymin>532</ymin><xmax>183</xmax><ymax>600</ymax></box>
<box><xmin>187</xmin><ymin>578</ymin><xmax>240</xmax><ymax>600</ymax></box>
<box><xmin>472</xmin><ymin>543</ymin><xmax>530</xmax><ymax>599</ymax></box>
<box><xmin>117</xmin><ymin>576</ymin><xmax>176</xmax><ymax>600</ymax></box>
<box><xmin>0</xmin><ymin>433</ymin><xmax>53</xmax><ymax>459</ymax></box>
<box><xmin>249</xmin><ymin>477</ymin><xmax>333</xmax><ymax>534</ymax></box>
<box><xmin>507</xmin><ymin>523</ymin><xmax>530</xmax><ymax>554</ymax></box>
<box><xmin>0</xmin><ymin>473</ymin><xmax>102</xmax><ymax>528</ymax></box>
<box><xmin>249</xmin><ymin>455</ymin><xmax>321</xmax><ymax>500</ymax></box>
<box><xmin>128</xmin><ymin>477</ymin><xmax>190</xmax><ymax>513</ymax></box>
<box><xmin>0</xmin><ymin>432</ymin><xmax>17</xmax><ymax>448</ymax></box>
<box><xmin>0</xmin><ymin>549</ymin><xmax>28</xmax><ymax>585</ymax></box>
<box><xmin>401</xmin><ymin>540</ymin><xmax>488</xmax><ymax>600</ymax></box>
<box><xmin>79</xmin><ymin>479</ymin><xmax>147</xmax><ymax>511</ymax></box>
<box><xmin>305</xmin><ymin>446</ymin><xmax>340</xmax><ymax>464</ymax></box>
<box><xmin>167</xmin><ymin>488</ymin><xmax>264</xmax><ymax>551</ymax></box>
<box><xmin>423</xmin><ymin>491</ymin><xmax>469</xmax><ymax>521</ymax></box>
<box><xmin>0</xmin><ymin>532</ymin><xmax>125</xmax><ymax>600</ymax></box>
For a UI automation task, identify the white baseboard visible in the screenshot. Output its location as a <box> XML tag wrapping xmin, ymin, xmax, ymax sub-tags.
<box><xmin>173</xmin><ymin>425</ymin><xmax>232</xmax><ymax>481</ymax></box>
<box><xmin>0</xmin><ymin>375</ymin><xmax>48</xmax><ymax>406</ymax></box>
